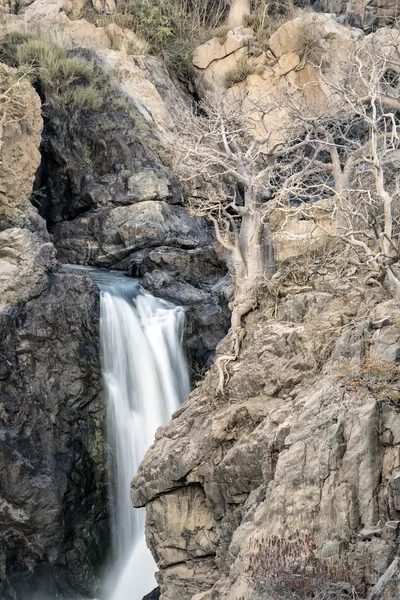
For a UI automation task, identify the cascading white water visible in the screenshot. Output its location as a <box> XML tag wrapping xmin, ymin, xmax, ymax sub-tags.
<box><xmin>62</xmin><ymin>266</ymin><xmax>190</xmax><ymax>600</ymax></box>
<box><xmin>101</xmin><ymin>276</ymin><xmax>190</xmax><ymax>600</ymax></box>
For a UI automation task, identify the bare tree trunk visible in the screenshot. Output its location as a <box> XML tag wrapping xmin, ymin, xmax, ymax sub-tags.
<box><xmin>230</xmin><ymin>186</ymin><xmax>275</xmax><ymax>354</ymax></box>
<box><xmin>227</xmin><ymin>0</ymin><xmax>250</xmax><ymax>28</ymax></box>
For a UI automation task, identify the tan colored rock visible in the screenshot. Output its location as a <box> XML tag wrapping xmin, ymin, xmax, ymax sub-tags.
<box><xmin>0</xmin><ymin>228</ymin><xmax>56</xmax><ymax>308</ymax></box>
<box><xmin>133</xmin><ymin>278</ymin><xmax>400</xmax><ymax>599</ymax></box>
<box><xmin>193</xmin><ymin>27</ymin><xmax>252</xmax><ymax>72</ymax></box>
<box><xmin>58</xmin><ymin>15</ymin><xmax>112</xmax><ymax>50</ymax></box>
<box><xmin>105</xmin><ymin>22</ymin><xmax>148</xmax><ymax>54</ymax></box>
<box><xmin>96</xmin><ymin>50</ymin><xmax>176</xmax><ymax>132</ymax></box>
<box><xmin>197</xmin><ymin>46</ymin><xmax>247</xmax><ymax>91</ymax></box>
<box><xmin>23</xmin><ymin>0</ymin><xmax>84</xmax><ymax>21</ymax></box>
<box><xmin>271</xmin><ymin>199</ymin><xmax>337</xmax><ymax>261</ymax></box>
<box><xmin>92</xmin><ymin>0</ymin><xmax>115</xmax><ymax>13</ymax></box>
<box><xmin>193</xmin><ymin>37</ymin><xmax>223</xmax><ymax>70</ymax></box>
<box><xmin>227</xmin><ymin>0</ymin><xmax>250</xmax><ymax>28</ymax></box>
<box><xmin>273</xmin><ymin>51</ymin><xmax>300</xmax><ymax>76</ymax></box>
<box><xmin>0</xmin><ymin>65</ymin><xmax>43</xmax><ymax>230</ymax></box>
<box><xmin>146</xmin><ymin>485</ymin><xmax>218</xmax><ymax>568</ymax></box>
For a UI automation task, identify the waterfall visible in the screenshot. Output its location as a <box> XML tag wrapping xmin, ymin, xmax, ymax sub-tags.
<box><xmin>62</xmin><ymin>266</ymin><xmax>190</xmax><ymax>600</ymax></box>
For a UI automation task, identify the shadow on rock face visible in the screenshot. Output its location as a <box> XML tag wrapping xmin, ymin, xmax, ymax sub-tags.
<box><xmin>142</xmin><ymin>588</ymin><xmax>160</xmax><ymax>600</ymax></box>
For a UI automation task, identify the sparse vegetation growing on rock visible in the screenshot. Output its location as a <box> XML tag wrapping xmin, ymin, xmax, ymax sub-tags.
<box><xmin>246</xmin><ymin>0</ymin><xmax>295</xmax><ymax>45</ymax></box>
<box><xmin>225</xmin><ymin>57</ymin><xmax>256</xmax><ymax>87</ymax></box>
<box><xmin>0</xmin><ymin>32</ymin><xmax>108</xmax><ymax>114</ymax></box>
<box><xmin>93</xmin><ymin>0</ymin><xmax>227</xmax><ymax>82</ymax></box>
<box><xmin>335</xmin><ymin>357</ymin><xmax>400</xmax><ymax>404</ymax></box>
<box><xmin>246</xmin><ymin>534</ymin><xmax>360</xmax><ymax>600</ymax></box>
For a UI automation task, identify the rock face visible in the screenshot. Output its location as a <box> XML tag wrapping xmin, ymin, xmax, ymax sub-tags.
<box><xmin>0</xmin><ymin>270</ymin><xmax>108</xmax><ymax>600</ymax></box>
<box><xmin>133</xmin><ymin>263</ymin><xmax>400</xmax><ymax>599</ymax></box>
<box><xmin>0</xmin><ymin>65</ymin><xmax>108</xmax><ymax>599</ymax></box>
<box><xmin>27</xmin><ymin>44</ymin><xmax>229</xmax><ymax>367</ymax></box>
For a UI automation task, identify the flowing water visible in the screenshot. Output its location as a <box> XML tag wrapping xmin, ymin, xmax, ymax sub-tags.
<box><xmin>63</xmin><ymin>266</ymin><xmax>190</xmax><ymax>600</ymax></box>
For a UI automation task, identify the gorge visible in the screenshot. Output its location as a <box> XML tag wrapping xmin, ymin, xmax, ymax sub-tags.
<box><xmin>1</xmin><ymin>0</ymin><xmax>400</xmax><ymax>599</ymax></box>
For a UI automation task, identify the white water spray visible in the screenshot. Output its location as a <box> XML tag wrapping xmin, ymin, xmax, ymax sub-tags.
<box><xmin>63</xmin><ymin>266</ymin><xmax>190</xmax><ymax>600</ymax></box>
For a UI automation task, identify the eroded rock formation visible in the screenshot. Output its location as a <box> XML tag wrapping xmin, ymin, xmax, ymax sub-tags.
<box><xmin>133</xmin><ymin>261</ymin><xmax>400</xmax><ymax>600</ymax></box>
<box><xmin>0</xmin><ymin>66</ymin><xmax>108</xmax><ymax>599</ymax></box>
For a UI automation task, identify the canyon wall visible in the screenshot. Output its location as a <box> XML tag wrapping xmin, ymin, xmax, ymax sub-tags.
<box><xmin>0</xmin><ymin>66</ymin><xmax>108</xmax><ymax>598</ymax></box>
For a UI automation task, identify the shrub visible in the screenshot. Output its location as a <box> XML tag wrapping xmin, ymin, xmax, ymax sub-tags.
<box><xmin>225</xmin><ymin>57</ymin><xmax>255</xmax><ymax>88</ymax></box>
<box><xmin>246</xmin><ymin>534</ymin><xmax>359</xmax><ymax>600</ymax></box>
<box><xmin>0</xmin><ymin>29</ymin><xmax>34</xmax><ymax>67</ymax></box>
<box><xmin>0</xmin><ymin>33</ymin><xmax>107</xmax><ymax>114</ymax></box>
<box><xmin>117</xmin><ymin>0</ymin><xmax>173</xmax><ymax>49</ymax></box>
<box><xmin>246</xmin><ymin>0</ymin><xmax>295</xmax><ymax>48</ymax></box>
<box><xmin>335</xmin><ymin>356</ymin><xmax>400</xmax><ymax>403</ymax></box>
<box><xmin>16</xmin><ymin>37</ymin><xmax>65</xmax><ymax>69</ymax></box>
<box><xmin>92</xmin><ymin>0</ymin><xmax>227</xmax><ymax>83</ymax></box>
<box><xmin>51</xmin><ymin>84</ymin><xmax>102</xmax><ymax>112</ymax></box>
<box><xmin>294</xmin><ymin>21</ymin><xmax>334</xmax><ymax>68</ymax></box>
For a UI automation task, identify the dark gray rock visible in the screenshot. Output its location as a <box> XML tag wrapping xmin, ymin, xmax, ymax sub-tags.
<box><xmin>142</xmin><ymin>587</ymin><xmax>160</xmax><ymax>600</ymax></box>
<box><xmin>52</xmin><ymin>202</ymin><xmax>230</xmax><ymax>370</ymax></box>
<box><xmin>0</xmin><ymin>270</ymin><xmax>108</xmax><ymax>600</ymax></box>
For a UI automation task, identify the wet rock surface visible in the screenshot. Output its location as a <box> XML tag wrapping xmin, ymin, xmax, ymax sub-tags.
<box><xmin>0</xmin><ymin>270</ymin><xmax>108</xmax><ymax>600</ymax></box>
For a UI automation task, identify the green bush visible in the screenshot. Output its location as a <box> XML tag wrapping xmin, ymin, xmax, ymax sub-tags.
<box><xmin>0</xmin><ymin>29</ymin><xmax>34</xmax><ymax>67</ymax></box>
<box><xmin>116</xmin><ymin>0</ymin><xmax>173</xmax><ymax>49</ymax></box>
<box><xmin>52</xmin><ymin>84</ymin><xmax>103</xmax><ymax>112</ymax></box>
<box><xmin>0</xmin><ymin>32</ymin><xmax>107</xmax><ymax>115</ymax></box>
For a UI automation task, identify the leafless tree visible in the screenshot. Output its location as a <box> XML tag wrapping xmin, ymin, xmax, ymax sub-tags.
<box><xmin>0</xmin><ymin>66</ymin><xmax>31</xmax><ymax>160</ymax></box>
<box><xmin>174</xmin><ymin>92</ymin><xmax>321</xmax><ymax>381</ymax></box>
<box><xmin>174</xmin><ymin>33</ymin><xmax>400</xmax><ymax>388</ymax></box>
<box><xmin>272</xmin><ymin>36</ymin><xmax>400</xmax><ymax>297</ymax></box>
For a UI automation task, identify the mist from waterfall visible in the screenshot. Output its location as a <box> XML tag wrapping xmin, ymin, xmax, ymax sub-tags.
<box><xmin>64</xmin><ymin>266</ymin><xmax>190</xmax><ymax>600</ymax></box>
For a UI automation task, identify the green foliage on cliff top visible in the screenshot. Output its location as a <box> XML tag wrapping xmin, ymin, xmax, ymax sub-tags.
<box><xmin>0</xmin><ymin>31</ymin><xmax>106</xmax><ymax>114</ymax></box>
<box><xmin>93</xmin><ymin>0</ymin><xmax>227</xmax><ymax>83</ymax></box>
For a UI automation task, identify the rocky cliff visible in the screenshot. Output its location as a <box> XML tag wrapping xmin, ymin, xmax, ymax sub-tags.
<box><xmin>133</xmin><ymin>250</ymin><xmax>400</xmax><ymax>600</ymax></box>
<box><xmin>0</xmin><ymin>66</ymin><xmax>108</xmax><ymax>599</ymax></box>
<box><xmin>1</xmin><ymin>0</ymin><xmax>400</xmax><ymax>598</ymax></box>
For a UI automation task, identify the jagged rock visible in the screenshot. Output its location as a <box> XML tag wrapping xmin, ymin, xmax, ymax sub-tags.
<box><xmin>388</xmin><ymin>472</ymin><xmax>400</xmax><ymax>516</ymax></box>
<box><xmin>52</xmin><ymin>201</ymin><xmax>212</xmax><ymax>267</ymax></box>
<box><xmin>369</xmin><ymin>557</ymin><xmax>400</xmax><ymax>599</ymax></box>
<box><xmin>142</xmin><ymin>588</ymin><xmax>161</xmax><ymax>600</ymax></box>
<box><xmin>0</xmin><ymin>270</ymin><xmax>108</xmax><ymax>600</ymax></box>
<box><xmin>132</xmin><ymin>289</ymin><xmax>400</xmax><ymax>599</ymax></box>
<box><xmin>0</xmin><ymin>63</ymin><xmax>107</xmax><ymax>599</ymax></box>
<box><xmin>382</xmin><ymin>520</ymin><xmax>400</xmax><ymax>542</ymax></box>
<box><xmin>0</xmin><ymin>65</ymin><xmax>43</xmax><ymax>233</ymax></box>
<box><xmin>127</xmin><ymin>170</ymin><xmax>171</xmax><ymax>202</ymax></box>
<box><xmin>193</xmin><ymin>28</ymin><xmax>253</xmax><ymax>71</ymax></box>
<box><xmin>316</xmin><ymin>0</ymin><xmax>400</xmax><ymax>30</ymax></box>
<box><xmin>52</xmin><ymin>203</ymin><xmax>230</xmax><ymax>365</ymax></box>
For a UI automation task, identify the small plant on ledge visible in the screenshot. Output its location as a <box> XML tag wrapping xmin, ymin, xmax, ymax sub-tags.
<box><xmin>245</xmin><ymin>534</ymin><xmax>361</xmax><ymax>600</ymax></box>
